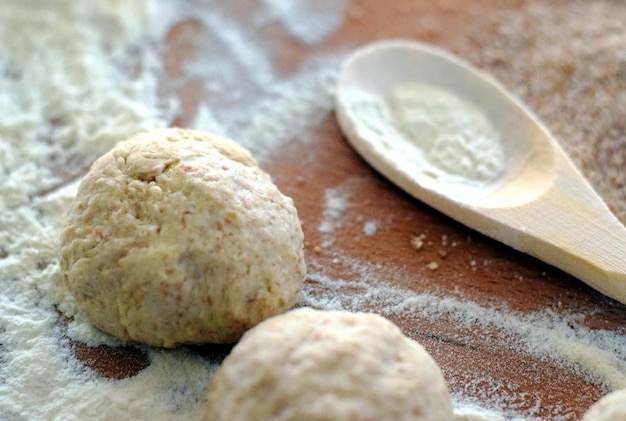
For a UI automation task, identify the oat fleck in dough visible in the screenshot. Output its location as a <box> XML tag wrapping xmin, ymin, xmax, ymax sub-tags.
<box><xmin>205</xmin><ymin>308</ymin><xmax>454</xmax><ymax>421</ymax></box>
<box><xmin>59</xmin><ymin>128</ymin><xmax>306</xmax><ymax>348</ymax></box>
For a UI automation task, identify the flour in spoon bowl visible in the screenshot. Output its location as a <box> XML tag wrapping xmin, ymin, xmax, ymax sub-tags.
<box><xmin>386</xmin><ymin>83</ymin><xmax>505</xmax><ymax>185</ymax></box>
<box><xmin>339</xmin><ymin>81</ymin><xmax>506</xmax><ymax>204</ymax></box>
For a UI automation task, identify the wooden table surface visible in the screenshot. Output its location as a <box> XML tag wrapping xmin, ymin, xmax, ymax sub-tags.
<box><xmin>67</xmin><ymin>1</ymin><xmax>626</xmax><ymax>419</ymax></box>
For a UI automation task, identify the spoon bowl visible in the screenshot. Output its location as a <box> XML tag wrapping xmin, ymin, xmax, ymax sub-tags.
<box><xmin>335</xmin><ymin>39</ymin><xmax>626</xmax><ymax>305</ymax></box>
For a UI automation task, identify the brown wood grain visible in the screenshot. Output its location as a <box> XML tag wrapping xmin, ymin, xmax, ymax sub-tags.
<box><xmin>69</xmin><ymin>1</ymin><xmax>626</xmax><ymax>419</ymax></box>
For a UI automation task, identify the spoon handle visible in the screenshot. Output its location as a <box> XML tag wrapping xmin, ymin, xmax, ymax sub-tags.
<box><xmin>475</xmin><ymin>148</ymin><xmax>626</xmax><ymax>304</ymax></box>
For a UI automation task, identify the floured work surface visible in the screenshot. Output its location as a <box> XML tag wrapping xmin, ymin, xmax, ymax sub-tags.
<box><xmin>1</xmin><ymin>0</ymin><xmax>625</xmax><ymax>420</ymax></box>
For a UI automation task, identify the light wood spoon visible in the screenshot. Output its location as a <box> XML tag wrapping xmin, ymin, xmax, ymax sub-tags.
<box><xmin>335</xmin><ymin>39</ymin><xmax>626</xmax><ymax>305</ymax></box>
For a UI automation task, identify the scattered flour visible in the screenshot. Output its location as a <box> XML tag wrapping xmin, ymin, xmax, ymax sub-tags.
<box><xmin>317</xmin><ymin>184</ymin><xmax>352</xmax><ymax>248</ymax></box>
<box><xmin>411</xmin><ymin>234</ymin><xmax>427</xmax><ymax>250</ymax></box>
<box><xmin>0</xmin><ymin>1</ymin><xmax>168</xmax><ymax>210</ymax></box>
<box><xmin>1</xmin><ymin>0</ymin><xmax>624</xmax><ymax>420</ymax></box>
<box><xmin>0</xmin><ymin>1</ymin><xmax>347</xmax><ymax>420</ymax></box>
<box><xmin>166</xmin><ymin>1</ymin><xmax>342</xmax><ymax>163</ymax></box>
<box><xmin>363</xmin><ymin>219</ymin><xmax>379</xmax><ymax>236</ymax></box>
<box><xmin>426</xmin><ymin>261</ymin><xmax>439</xmax><ymax>271</ymax></box>
<box><xmin>453</xmin><ymin>401</ymin><xmax>510</xmax><ymax>421</ymax></box>
<box><xmin>260</xmin><ymin>0</ymin><xmax>349</xmax><ymax>45</ymax></box>
<box><xmin>300</xmin><ymin>256</ymin><xmax>626</xmax><ymax>420</ymax></box>
<box><xmin>227</xmin><ymin>61</ymin><xmax>338</xmax><ymax>162</ymax></box>
<box><xmin>0</xmin><ymin>1</ymin><xmax>215</xmax><ymax>418</ymax></box>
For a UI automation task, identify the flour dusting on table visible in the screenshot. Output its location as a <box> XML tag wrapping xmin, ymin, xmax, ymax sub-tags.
<box><xmin>1</xmin><ymin>0</ymin><xmax>624</xmax><ymax>420</ymax></box>
<box><xmin>261</xmin><ymin>0</ymin><xmax>349</xmax><ymax>45</ymax></box>
<box><xmin>300</xmin><ymin>255</ymin><xmax>626</xmax><ymax>420</ymax></box>
<box><xmin>0</xmin><ymin>1</ymin><xmax>344</xmax><ymax>419</ymax></box>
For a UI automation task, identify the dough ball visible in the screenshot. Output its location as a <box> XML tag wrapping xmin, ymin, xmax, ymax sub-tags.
<box><xmin>205</xmin><ymin>308</ymin><xmax>454</xmax><ymax>421</ymax></box>
<box><xmin>60</xmin><ymin>128</ymin><xmax>306</xmax><ymax>348</ymax></box>
<box><xmin>582</xmin><ymin>389</ymin><xmax>626</xmax><ymax>421</ymax></box>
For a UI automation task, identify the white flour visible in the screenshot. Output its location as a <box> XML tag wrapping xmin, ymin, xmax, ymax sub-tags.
<box><xmin>317</xmin><ymin>184</ymin><xmax>352</xmax><ymax>248</ymax></box>
<box><xmin>341</xmin><ymin>82</ymin><xmax>505</xmax><ymax>199</ymax></box>
<box><xmin>1</xmin><ymin>0</ymin><xmax>624</xmax><ymax>420</ymax></box>
<box><xmin>163</xmin><ymin>1</ymin><xmax>341</xmax><ymax>163</ymax></box>
<box><xmin>363</xmin><ymin>219</ymin><xmax>379</xmax><ymax>236</ymax></box>
<box><xmin>260</xmin><ymin>0</ymin><xmax>349</xmax><ymax>45</ymax></box>
<box><xmin>385</xmin><ymin>83</ymin><xmax>505</xmax><ymax>184</ymax></box>
<box><xmin>300</xmin><ymin>256</ymin><xmax>626</xmax><ymax>421</ymax></box>
<box><xmin>0</xmin><ymin>1</ymin><xmax>345</xmax><ymax>420</ymax></box>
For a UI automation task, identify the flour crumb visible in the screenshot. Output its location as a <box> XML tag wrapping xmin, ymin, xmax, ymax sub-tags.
<box><xmin>363</xmin><ymin>219</ymin><xmax>379</xmax><ymax>236</ymax></box>
<box><xmin>411</xmin><ymin>234</ymin><xmax>427</xmax><ymax>251</ymax></box>
<box><xmin>317</xmin><ymin>185</ymin><xmax>351</xmax><ymax>247</ymax></box>
<box><xmin>426</xmin><ymin>261</ymin><xmax>439</xmax><ymax>271</ymax></box>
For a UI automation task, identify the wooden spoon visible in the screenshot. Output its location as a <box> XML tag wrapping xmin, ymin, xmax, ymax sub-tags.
<box><xmin>335</xmin><ymin>39</ymin><xmax>626</xmax><ymax>305</ymax></box>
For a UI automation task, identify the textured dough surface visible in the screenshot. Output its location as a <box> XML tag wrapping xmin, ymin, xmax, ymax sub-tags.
<box><xmin>581</xmin><ymin>389</ymin><xmax>626</xmax><ymax>421</ymax></box>
<box><xmin>205</xmin><ymin>308</ymin><xmax>454</xmax><ymax>421</ymax></box>
<box><xmin>60</xmin><ymin>128</ymin><xmax>306</xmax><ymax>347</ymax></box>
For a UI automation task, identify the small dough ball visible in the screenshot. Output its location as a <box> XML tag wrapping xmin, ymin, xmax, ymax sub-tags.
<box><xmin>205</xmin><ymin>308</ymin><xmax>454</xmax><ymax>421</ymax></box>
<box><xmin>60</xmin><ymin>128</ymin><xmax>306</xmax><ymax>348</ymax></box>
<box><xmin>582</xmin><ymin>389</ymin><xmax>626</xmax><ymax>421</ymax></box>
